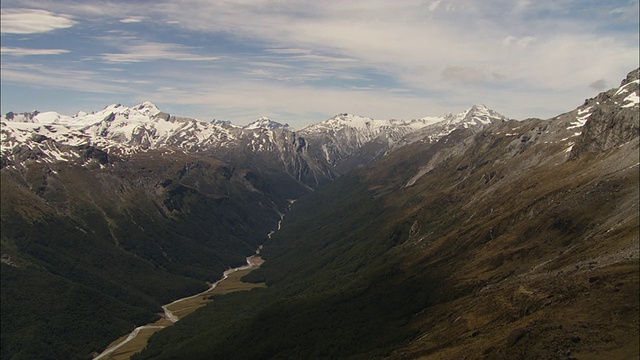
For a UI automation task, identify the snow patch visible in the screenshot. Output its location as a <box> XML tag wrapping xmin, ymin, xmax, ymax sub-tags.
<box><xmin>564</xmin><ymin>143</ymin><xmax>575</xmax><ymax>153</ymax></box>
<box><xmin>567</xmin><ymin>110</ymin><xmax>591</xmax><ymax>130</ymax></box>
<box><xmin>622</xmin><ymin>93</ymin><xmax>639</xmax><ymax>108</ymax></box>
<box><xmin>577</xmin><ymin>107</ymin><xmax>592</xmax><ymax>115</ymax></box>
<box><xmin>614</xmin><ymin>79</ymin><xmax>639</xmax><ymax>96</ymax></box>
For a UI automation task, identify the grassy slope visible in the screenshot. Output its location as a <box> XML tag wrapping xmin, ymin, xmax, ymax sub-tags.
<box><xmin>381</xmin><ymin>123</ymin><xmax>639</xmax><ymax>359</ymax></box>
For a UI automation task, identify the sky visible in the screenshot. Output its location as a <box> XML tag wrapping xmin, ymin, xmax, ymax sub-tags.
<box><xmin>1</xmin><ymin>1</ymin><xmax>638</xmax><ymax>128</ymax></box>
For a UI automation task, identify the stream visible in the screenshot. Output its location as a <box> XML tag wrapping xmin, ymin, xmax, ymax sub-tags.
<box><xmin>93</xmin><ymin>213</ymin><xmax>284</xmax><ymax>359</ymax></box>
<box><xmin>93</xmin><ymin>210</ymin><xmax>286</xmax><ymax>360</ymax></box>
<box><xmin>93</xmin><ymin>254</ymin><xmax>262</xmax><ymax>360</ymax></box>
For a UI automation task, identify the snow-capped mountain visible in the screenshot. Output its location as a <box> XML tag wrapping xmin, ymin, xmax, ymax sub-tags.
<box><xmin>2</xmin><ymin>65</ymin><xmax>637</xmax><ymax>180</ymax></box>
<box><xmin>496</xmin><ymin>67</ymin><xmax>639</xmax><ymax>160</ymax></box>
<box><xmin>1</xmin><ymin>100</ymin><xmax>510</xmax><ymax>178</ymax></box>
<box><xmin>300</xmin><ymin>113</ymin><xmax>440</xmax><ymax>143</ymax></box>
<box><xmin>6</xmin><ymin>69</ymin><xmax>636</xmax><ymax>184</ymax></box>
<box><xmin>299</xmin><ymin>104</ymin><xmax>509</xmax><ymax>170</ymax></box>
<box><xmin>0</xmin><ymin>104</ymin><xmax>291</xmax><ymax>161</ymax></box>
<box><xmin>398</xmin><ymin>104</ymin><xmax>510</xmax><ymax>146</ymax></box>
<box><xmin>244</xmin><ymin>117</ymin><xmax>289</xmax><ymax>130</ymax></box>
<box><xmin>1</xmin><ymin>101</ymin><xmax>238</xmax><ymax>158</ymax></box>
<box><xmin>0</xmin><ymin>102</ymin><xmax>337</xmax><ymax>189</ymax></box>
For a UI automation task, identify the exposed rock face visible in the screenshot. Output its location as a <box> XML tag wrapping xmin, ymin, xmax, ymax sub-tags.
<box><xmin>571</xmin><ymin>68</ymin><xmax>639</xmax><ymax>157</ymax></box>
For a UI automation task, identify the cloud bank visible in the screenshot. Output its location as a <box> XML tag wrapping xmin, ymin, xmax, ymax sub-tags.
<box><xmin>1</xmin><ymin>0</ymin><xmax>638</xmax><ymax>126</ymax></box>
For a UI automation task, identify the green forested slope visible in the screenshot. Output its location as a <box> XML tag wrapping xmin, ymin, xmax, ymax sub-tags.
<box><xmin>1</xmin><ymin>150</ymin><xmax>287</xmax><ymax>360</ymax></box>
<box><xmin>135</xmin><ymin>174</ymin><xmax>444</xmax><ymax>359</ymax></box>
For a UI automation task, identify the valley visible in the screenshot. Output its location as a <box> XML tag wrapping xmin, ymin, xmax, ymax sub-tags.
<box><xmin>133</xmin><ymin>69</ymin><xmax>640</xmax><ymax>359</ymax></box>
<box><xmin>1</xmin><ymin>68</ymin><xmax>638</xmax><ymax>359</ymax></box>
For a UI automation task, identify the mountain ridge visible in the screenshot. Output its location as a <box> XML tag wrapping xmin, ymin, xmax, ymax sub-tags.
<box><xmin>1</xmin><ymin>102</ymin><xmax>508</xmax><ymax>154</ymax></box>
<box><xmin>1</xmin><ymin>102</ymin><xmax>511</xmax><ymax>187</ymax></box>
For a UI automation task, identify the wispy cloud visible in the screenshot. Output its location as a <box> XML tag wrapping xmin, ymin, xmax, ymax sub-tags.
<box><xmin>428</xmin><ymin>0</ymin><xmax>443</xmax><ymax>12</ymax></box>
<box><xmin>0</xmin><ymin>8</ymin><xmax>75</xmax><ymax>34</ymax></box>
<box><xmin>609</xmin><ymin>2</ymin><xmax>640</xmax><ymax>21</ymax></box>
<box><xmin>100</xmin><ymin>41</ymin><xmax>220</xmax><ymax>63</ymax></box>
<box><xmin>119</xmin><ymin>17</ymin><xmax>144</xmax><ymax>23</ymax></box>
<box><xmin>502</xmin><ymin>35</ymin><xmax>536</xmax><ymax>48</ymax></box>
<box><xmin>144</xmin><ymin>1</ymin><xmax>637</xmax><ymax>93</ymax></box>
<box><xmin>0</xmin><ymin>63</ymin><xmax>128</xmax><ymax>94</ymax></box>
<box><xmin>1</xmin><ymin>47</ymin><xmax>70</xmax><ymax>56</ymax></box>
<box><xmin>265</xmin><ymin>48</ymin><xmax>313</xmax><ymax>55</ymax></box>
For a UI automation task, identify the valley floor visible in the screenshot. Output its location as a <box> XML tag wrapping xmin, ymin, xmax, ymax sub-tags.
<box><xmin>94</xmin><ymin>256</ymin><xmax>266</xmax><ymax>360</ymax></box>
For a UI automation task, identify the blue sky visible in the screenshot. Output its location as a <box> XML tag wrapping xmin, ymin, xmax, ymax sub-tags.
<box><xmin>1</xmin><ymin>0</ymin><xmax>638</xmax><ymax>127</ymax></box>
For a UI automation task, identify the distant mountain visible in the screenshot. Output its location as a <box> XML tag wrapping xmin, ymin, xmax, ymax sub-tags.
<box><xmin>400</xmin><ymin>104</ymin><xmax>509</xmax><ymax>145</ymax></box>
<box><xmin>299</xmin><ymin>105</ymin><xmax>509</xmax><ymax>172</ymax></box>
<box><xmin>243</xmin><ymin>117</ymin><xmax>290</xmax><ymax>130</ymax></box>
<box><xmin>1</xmin><ymin>103</ymin><xmax>330</xmax><ymax>194</ymax></box>
<box><xmin>1</xmin><ymin>101</ymin><xmax>509</xmax><ymax>188</ymax></box>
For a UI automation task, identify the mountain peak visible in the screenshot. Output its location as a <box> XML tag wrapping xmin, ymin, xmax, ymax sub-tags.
<box><xmin>131</xmin><ymin>101</ymin><xmax>161</xmax><ymax>116</ymax></box>
<box><xmin>330</xmin><ymin>113</ymin><xmax>370</xmax><ymax>121</ymax></box>
<box><xmin>621</xmin><ymin>67</ymin><xmax>639</xmax><ymax>86</ymax></box>
<box><xmin>445</xmin><ymin>104</ymin><xmax>508</xmax><ymax>127</ymax></box>
<box><xmin>2</xmin><ymin>110</ymin><xmax>41</xmax><ymax>123</ymax></box>
<box><xmin>211</xmin><ymin>119</ymin><xmax>239</xmax><ymax>128</ymax></box>
<box><xmin>468</xmin><ymin>104</ymin><xmax>489</xmax><ymax>112</ymax></box>
<box><xmin>244</xmin><ymin>117</ymin><xmax>289</xmax><ymax>130</ymax></box>
<box><xmin>318</xmin><ymin>113</ymin><xmax>377</xmax><ymax>128</ymax></box>
<box><xmin>98</xmin><ymin>102</ymin><xmax>161</xmax><ymax>118</ymax></box>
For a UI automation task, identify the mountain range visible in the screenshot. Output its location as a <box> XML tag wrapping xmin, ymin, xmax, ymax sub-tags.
<box><xmin>1</xmin><ymin>102</ymin><xmax>507</xmax><ymax>174</ymax></box>
<box><xmin>1</xmin><ymin>68</ymin><xmax>638</xmax><ymax>359</ymax></box>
